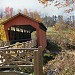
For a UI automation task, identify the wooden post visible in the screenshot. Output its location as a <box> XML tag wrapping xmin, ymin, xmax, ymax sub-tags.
<box><xmin>23</xmin><ymin>29</ymin><xmax>24</xmax><ymax>40</ymax></box>
<box><xmin>15</xmin><ymin>27</ymin><xmax>16</xmax><ymax>40</ymax></box>
<box><xmin>34</xmin><ymin>46</ymin><xmax>43</xmax><ymax>75</ymax></box>
<box><xmin>38</xmin><ymin>46</ymin><xmax>43</xmax><ymax>75</ymax></box>
<box><xmin>19</xmin><ymin>27</ymin><xmax>20</xmax><ymax>40</ymax></box>
<box><xmin>8</xmin><ymin>27</ymin><xmax>11</xmax><ymax>41</ymax></box>
<box><xmin>34</xmin><ymin>50</ymin><xmax>38</xmax><ymax>75</ymax></box>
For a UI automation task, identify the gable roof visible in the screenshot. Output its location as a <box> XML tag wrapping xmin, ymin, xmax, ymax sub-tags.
<box><xmin>2</xmin><ymin>13</ymin><xmax>47</xmax><ymax>31</ymax></box>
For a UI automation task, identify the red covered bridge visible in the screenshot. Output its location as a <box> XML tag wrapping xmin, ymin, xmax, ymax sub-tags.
<box><xmin>2</xmin><ymin>13</ymin><xmax>47</xmax><ymax>49</ymax></box>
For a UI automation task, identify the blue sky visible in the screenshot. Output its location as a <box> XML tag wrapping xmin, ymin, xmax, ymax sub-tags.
<box><xmin>0</xmin><ymin>0</ymin><xmax>64</xmax><ymax>16</ymax></box>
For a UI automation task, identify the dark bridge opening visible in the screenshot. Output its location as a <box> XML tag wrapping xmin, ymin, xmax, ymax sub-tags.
<box><xmin>8</xmin><ymin>25</ymin><xmax>36</xmax><ymax>44</ymax></box>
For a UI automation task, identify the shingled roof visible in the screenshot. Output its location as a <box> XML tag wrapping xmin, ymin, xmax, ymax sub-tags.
<box><xmin>2</xmin><ymin>13</ymin><xmax>47</xmax><ymax>31</ymax></box>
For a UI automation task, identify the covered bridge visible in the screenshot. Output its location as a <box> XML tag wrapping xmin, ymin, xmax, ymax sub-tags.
<box><xmin>2</xmin><ymin>13</ymin><xmax>47</xmax><ymax>49</ymax></box>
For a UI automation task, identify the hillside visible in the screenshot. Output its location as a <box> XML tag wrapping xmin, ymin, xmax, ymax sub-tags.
<box><xmin>46</xmin><ymin>27</ymin><xmax>75</xmax><ymax>50</ymax></box>
<box><xmin>43</xmin><ymin>27</ymin><xmax>75</xmax><ymax>75</ymax></box>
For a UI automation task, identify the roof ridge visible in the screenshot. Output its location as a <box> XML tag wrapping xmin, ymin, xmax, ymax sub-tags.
<box><xmin>2</xmin><ymin>13</ymin><xmax>41</xmax><ymax>25</ymax></box>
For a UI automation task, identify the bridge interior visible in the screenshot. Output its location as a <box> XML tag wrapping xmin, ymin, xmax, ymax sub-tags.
<box><xmin>8</xmin><ymin>25</ymin><xmax>36</xmax><ymax>44</ymax></box>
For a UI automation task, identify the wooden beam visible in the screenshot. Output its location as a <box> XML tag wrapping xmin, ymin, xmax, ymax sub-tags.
<box><xmin>0</xmin><ymin>48</ymin><xmax>38</xmax><ymax>51</ymax></box>
<box><xmin>0</xmin><ymin>65</ymin><xmax>34</xmax><ymax>68</ymax></box>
